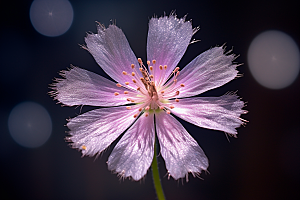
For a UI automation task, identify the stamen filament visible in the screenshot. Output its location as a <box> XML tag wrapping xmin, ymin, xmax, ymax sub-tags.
<box><xmin>157</xmin><ymin>65</ymin><xmax>167</xmax><ymax>87</ymax></box>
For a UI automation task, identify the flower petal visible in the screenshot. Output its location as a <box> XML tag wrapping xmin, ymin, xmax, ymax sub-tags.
<box><xmin>85</xmin><ymin>24</ymin><xmax>141</xmax><ymax>87</ymax></box>
<box><xmin>147</xmin><ymin>14</ymin><xmax>193</xmax><ymax>85</ymax></box>
<box><xmin>50</xmin><ymin>66</ymin><xmax>129</xmax><ymax>106</ymax></box>
<box><xmin>66</xmin><ymin>105</ymin><xmax>139</xmax><ymax>157</ymax></box>
<box><xmin>107</xmin><ymin>113</ymin><xmax>155</xmax><ymax>181</ymax></box>
<box><xmin>176</xmin><ymin>46</ymin><xmax>239</xmax><ymax>98</ymax></box>
<box><xmin>155</xmin><ymin>112</ymin><xmax>208</xmax><ymax>181</ymax></box>
<box><xmin>171</xmin><ymin>94</ymin><xmax>247</xmax><ymax>135</ymax></box>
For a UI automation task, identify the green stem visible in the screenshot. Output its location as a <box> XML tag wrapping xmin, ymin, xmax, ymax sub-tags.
<box><xmin>151</xmin><ymin>140</ymin><xmax>166</xmax><ymax>200</ymax></box>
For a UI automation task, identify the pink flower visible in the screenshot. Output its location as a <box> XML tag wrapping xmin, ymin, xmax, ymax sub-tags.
<box><xmin>51</xmin><ymin>14</ymin><xmax>247</xmax><ymax>181</ymax></box>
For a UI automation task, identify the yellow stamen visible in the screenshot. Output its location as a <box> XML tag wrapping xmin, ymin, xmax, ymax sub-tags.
<box><xmin>132</xmin><ymin>72</ymin><xmax>135</xmax><ymax>76</ymax></box>
<box><xmin>138</xmin><ymin>58</ymin><xmax>142</xmax><ymax>64</ymax></box>
<box><xmin>152</xmin><ymin>60</ymin><xmax>156</xmax><ymax>64</ymax></box>
<box><xmin>114</xmin><ymin>92</ymin><xmax>119</xmax><ymax>96</ymax></box>
<box><xmin>124</xmin><ymin>91</ymin><xmax>129</xmax><ymax>94</ymax></box>
<box><xmin>116</xmin><ymin>83</ymin><xmax>122</xmax><ymax>87</ymax></box>
<box><xmin>131</xmin><ymin>64</ymin><xmax>135</xmax><ymax>69</ymax></box>
<box><xmin>125</xmin><ymin>82</ymin><xmax>129</xmax><ymax>85</ymax></box>
<box><xmin>122</xmin><ymin>71</ymin><xmax>127</xmax><ymax>75</ymax></box>
<box><xmin>126</xmin><ymin>106</ymin><xmax>131</xmax><ymax>110</ymax></box>
<box><xmin>82</xmin><ymin>145</ymin><xmax>87</xmax><ymax>150</ymax></box>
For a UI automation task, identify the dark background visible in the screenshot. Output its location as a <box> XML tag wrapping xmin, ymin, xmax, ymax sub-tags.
<box><xmin>1</xmin><ymin>0</ymin><xmax>299</xmax><ymax>199</ymax></box>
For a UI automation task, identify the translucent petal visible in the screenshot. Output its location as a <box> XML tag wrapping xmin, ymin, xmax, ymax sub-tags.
<box><xmin>50</xmin><ymin>66</ymin><xmax>129</xmax><ymax>106</ymax></box>
<box><xmin>156</xmin><ymin>112</ymin><xmax>208</xmax><ymax>180</ymax></box>
<box><xmin>108</xmin><ymin>113</ymin><xmax>155</xmax><ymax>181</ymax></box>
<box><xmin>171</xmin><ymin>94</ymin><xmax>247</xmax><ymax>135</ymax></box>
<box><xmin>147</xmin><ymin>14</ymin><xmax>193</xmax><ymax>85</ymax></box>
<box><xmin>176</xmin><ymin>47</ymin><xmax>239</xmax><ymax>98</ymax></box>
<box><xmin>85</xmin><ymin>24</ymin><xmax>141</xmax><ymax>88</ymax></box>
<box><xmin>67</xmin><ymin>105</ymin><xmax>138</xmax><ymax>157</ymax></box>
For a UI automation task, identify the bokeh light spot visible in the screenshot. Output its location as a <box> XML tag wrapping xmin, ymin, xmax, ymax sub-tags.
<box><xmin>247</xmin><ymin>30</ymin><xmax>300</xmax><ymax>89</ymax></box>
<box><xmin>30</xmin><ymin>0</ymin><xmax>74</xmax><ymax>37</ymax></box>
<box><xmin>8</xmin><ymin>102</ymin><xmax>52</xmax><ymax>148</ymax></box>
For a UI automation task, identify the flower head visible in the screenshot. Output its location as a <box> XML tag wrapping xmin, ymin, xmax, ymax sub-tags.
<box><xmin>50</xmin><ymin>13</ymin><xmax>247</xmax><ymax>181</ymax></box>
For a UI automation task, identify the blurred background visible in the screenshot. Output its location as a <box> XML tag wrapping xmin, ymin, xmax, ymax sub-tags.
<box><xmin>1</xmin><ymin>0</ymin><xmax>299</xmax><ymax>199</ymax></box>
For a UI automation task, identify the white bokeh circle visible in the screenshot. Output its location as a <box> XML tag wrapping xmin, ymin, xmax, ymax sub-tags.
<box><xmin>247</xmin><ymin>30</ymin><xmax>300</xmax><ymax>89</ymax></box>
<box><xmin>8</xmin><ymin>102</ymin><xmax>52</xmax><ymax>148</ymax></box>
<box><xmin>30</xmin><ymin>0</ymin><xmax>74</xmax><ymax>37</ymax></box>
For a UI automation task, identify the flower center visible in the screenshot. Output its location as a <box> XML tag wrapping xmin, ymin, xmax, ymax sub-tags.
<box><xmin>114</xmin><ymin>58</ymin><xmax>184</xmax><ymax>118</ymax></box>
